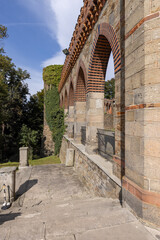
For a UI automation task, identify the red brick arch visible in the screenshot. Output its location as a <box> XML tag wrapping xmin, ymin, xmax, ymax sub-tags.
<box><xmin>69</xmin><ymin>80</ymin><xmax>74</xmax><ymax>106</ymax></box>
<box><xmin>64</xmin><ymin>90</ymin><xmax>68</xmax><ymax>109</ymax></box>
<box><xmin>87</xmin><ymin>23</ymin><xmax>121</xmax><ymax>93</ymax></box>
<box><xmin>75</xmin><ymin>60</ymin><xmax>87</xmax><ymax>102</ymax></box>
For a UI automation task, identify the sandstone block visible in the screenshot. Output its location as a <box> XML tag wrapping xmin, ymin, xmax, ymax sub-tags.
<box><xmin>65</xmin><ymin>148</ymin><xmax>75</xmax><ymax>167</ymax></box>
<box><xmin>126</xmin><ymin>111</ymin><xmax>135</xmax><ymax>122</ymax></box>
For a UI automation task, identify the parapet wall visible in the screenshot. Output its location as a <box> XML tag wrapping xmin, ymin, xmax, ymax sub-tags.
<box><xmin>60</xmin><ymin>136</ymin><xmax>121</xmax><ymax>199</ymax></box>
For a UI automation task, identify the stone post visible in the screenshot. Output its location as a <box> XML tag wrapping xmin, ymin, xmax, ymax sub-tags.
<box><xmin>85</xmin><ymin>92</ymin><xmax>104</xmax><ymax>154</ymax></box>
<box><xmin>74</xmin><ymin>102</ymin><xmax>86</xmax><ymax>143</ymax></box>
<box><xmin>19</xmin><ymin>147</ymin><xmax>29</xmax><ymax>168</ymax></box>
<box><xmin>65</xmin><ymin>148</ymin><xmax>75</xmax><ymax>167</ymax></box>
<box><xmin>0</xmin><ymin>167</ymin><xmax>17</xmax><ymax>203</ymax></box>
<box><xmin>67</xmin><ymin>106</ymin><xmax>74</xmax><ymax>138</ymax></box>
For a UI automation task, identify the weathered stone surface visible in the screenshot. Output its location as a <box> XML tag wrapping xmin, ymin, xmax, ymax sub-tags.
<box><xmin>0</xmin><ymin>164</ymin><xmax>157</xmax><ymax>239</ymax></box>
<box><xmin>19</xmin><ymin>147</ymin><xmax>29</xmax><ymax>168</ymax></box>
<box><xmin>65</xmin><ymin>148</ymin><xmax>75</xmax><ymax>167</ymax></box>
<box><xmin>57</xmin><ymin>0</ymin><xmax>160</xmax><ymax>227</ymax></box>
<box><xmin>0</xmin><ymin>167</ymin><xmax>17</xmax><ymax>204</ymax></box>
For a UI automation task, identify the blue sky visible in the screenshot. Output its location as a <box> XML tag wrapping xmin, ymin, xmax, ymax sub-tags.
<box><xmin>0</xmin><ymin>0</ymin><xmax>114</xmax><ymax>95</ymax></box>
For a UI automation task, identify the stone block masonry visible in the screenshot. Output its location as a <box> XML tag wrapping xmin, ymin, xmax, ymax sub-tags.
<box><xmin>57</xmin><ymin>0</ymin><xmax>160</xmax><ymax>227</ymax></box>
<box><xmin>60</xmin><ymin>136</ymin><xmax>121</xmax><ymax>200</ymax></box>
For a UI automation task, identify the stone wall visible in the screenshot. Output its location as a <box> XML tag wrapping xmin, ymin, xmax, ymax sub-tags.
<box><xmin>60</xmin><ymin>136</ymin><xmax>121</xmax><ymax>199</ymax></box>
<box><xmin>58</xmin><ymin>0</ymin><xmax>160</xmax><ymax>227</ymax></box>
<box><xmin>124</xmin><ymin>0</ymin><xmax>160</xmax><ymax>226</ymax></box>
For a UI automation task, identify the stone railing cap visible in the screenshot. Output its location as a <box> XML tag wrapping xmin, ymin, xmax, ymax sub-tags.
<box><xmin>19</xmin><ymin>147</ymin><xmax>29</xmax><ymax>150</ymax></box>
<box><xmin>0</xmin><ymin>167</ymin><xmax>17</xmax><ymax>173</ymax></box>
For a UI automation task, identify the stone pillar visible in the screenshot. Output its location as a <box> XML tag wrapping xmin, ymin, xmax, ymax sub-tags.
<box><xmin>74</xmin><ymin>102</ymin><xmax>86</xmax><ymax>143</ymax></box>
<box><xmin>0</xmin><ymin>167</ymin><xmax>17</xmax><ymax>203</ymax></box>
<box><xmin>19</xmin><ymin>147</ymin><xmax>29</xmax><ymax>168</ymax></box>
<box><xmin>85</xmin><ymin>92</ymin><xmax>104</xmax><ymax>154</ymax></box>
<box><xmin>123</xmin><ymin>0</ymin><xmax>160</xmax><ymax>225</ymax></box>
<box><xmin>65</xmin><ymin>148</ymin><xmax>75</xmax><ymax>167</ymax></box>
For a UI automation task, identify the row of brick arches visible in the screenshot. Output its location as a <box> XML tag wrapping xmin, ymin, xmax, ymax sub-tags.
<box><xmin>58</xmin><ymin>0</ymin><xmax>160</xmax><ymax>226</ymax></box>
<box><xmin>60</xmin><ymin>23</ymin><xmax>120</xmax><ymax>110</ymax></box>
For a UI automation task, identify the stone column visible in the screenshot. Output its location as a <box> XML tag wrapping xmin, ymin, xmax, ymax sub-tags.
<box><xmin>0</xmin><ymin>167</ymin><xmax>17</xmax><ymax>203</ymax></box>
<box><xmin>64</xmin><ymin>108</ymin><xmax>69</xmax><ymax>133</ymax></box>
<box><xmin>74</xmin><ymin>102</ymin><xmax>86</xmax><ymax>143</ymax></box>
<box><xmin>85</xmin><ymin>92</ymin><xmax>104</xmax><ymax>154</ymax></box>
<box><xmin>67</xmin><ymin>106</ymin><xmax>74</xmax><ymax>138</ymax></box>
<box><xmin>19</xmin><ymin>147</ymin><xmax>29</xmax><ymax>168</ymax></box>
<box><xmin>123</xmin><ymin>0</ymin><xmax>160</xmax><ymax>226</ymax></box>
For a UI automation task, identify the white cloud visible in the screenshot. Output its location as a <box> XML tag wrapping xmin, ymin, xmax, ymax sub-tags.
<box><xmin>42</xmin><ymin>0</ymin><xmax>83</xmax><ymax>67</ymax></box>
<box><xmin>50</xmin><ymin>0</ymin><xmax>83</xmax><ymax>49</ymax></box>
<box><xmin>42</xmin><ymin>51</ymin><xmax>65</xmax><ymax>67</ymax></box>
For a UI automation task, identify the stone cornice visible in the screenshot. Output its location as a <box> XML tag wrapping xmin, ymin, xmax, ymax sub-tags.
<box><xmin>58</xmin><ymin>0</ymin><xmax>106</xmax><ymax>93</ymax></box>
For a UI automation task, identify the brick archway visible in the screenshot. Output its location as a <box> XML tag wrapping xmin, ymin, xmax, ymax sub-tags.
<box><xmin>69</xmin><ymin>81</ymin><xmax>74</xmax><ymax>106</ymax></box>
<box><xmin>87</xmin><ymin>23</ymin><xmax>121</xmax><ymax>93</ymax></box>
<box><xmin>75</xmin><ymin>60</ymin><xmax>87</xmax><ymax>102</ymax></box>
<box><xmin>64</xmin><ymin>90</ymin><xmax>68</xmax><ymax>109</ymax></box>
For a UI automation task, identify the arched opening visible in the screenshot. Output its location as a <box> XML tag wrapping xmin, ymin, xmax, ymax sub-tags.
<box><xmin>74</xmin><ymin>66</ymin><xmax>86</xmax><ymax>144</ymax></box>
<box><xmin>69</xmin><ymin>82</ymin><xmax>74</xmax><ymax>107</ymax></box>
<box><xmin>86</xmin><ymin>23</ymin><xmax>121</xmax><ymax>159</ymax></box>
<box><xmin>75</xmin><ymin>67</ymin><xmax>86</xmax><ymax>102</ymax></box>
<box><xmin>87</xmin><ymin>35</ymin><xmax>111</xmax><ymax>93</ymax></box>
<box><xmin>64</xmin><ymin>90</ymin><xmax>68</xmax><ymax>112</ymax></box>
<box><xmin>68</xmin><ymin>81</ymin><xmax>74</xmax><ymax>138</ymax></box>
<box><xmin>104</xmin><ymin>52</ymin><xmax>115</xmax><ymax>129</ymax></box>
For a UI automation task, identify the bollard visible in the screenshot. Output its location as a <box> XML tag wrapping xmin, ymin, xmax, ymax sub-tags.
<box><xmin>65</xmin><ymin>148</ymin><xmax>75</xmax><ymax>167</ymax></box>
<box><xmin>19</xmin><ymin>147</ymin><xmax>29</xmax><ymax>168</ymax></box>
<box><xmin>0</xmin><ymin>167</ymin><xmax>17</xmax><ymax>204</ymax></box>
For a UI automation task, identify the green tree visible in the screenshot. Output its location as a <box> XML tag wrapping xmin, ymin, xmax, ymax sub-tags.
<box><xmin>104</xmin><ymin>78</ymin><xmax>115</xmax><ymax>99</ymax></box>
<box><xmin>19</xmin><ymin>125</ymin><xmax>39</xmax><ymax>160</ymax></box>
<box><xmin>23</xmin><ymin>90</ymin><xmax>44</xmax><ymax>158</ymax></box>
<box><xmin>0</xmin><ymin>25</ymin><xmax>8</xmax><ymax>39</ymax></box>
<box><xmin>0</xmin><ymin>25</ymin><xmax>30</xmax><ymax>162</ymax></box>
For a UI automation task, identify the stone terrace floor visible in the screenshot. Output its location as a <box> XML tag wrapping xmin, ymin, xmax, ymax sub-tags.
<box><xmin>0</xmin><ymin>164</ymin><xmax>159</xmax><ymax>240</ymax></box>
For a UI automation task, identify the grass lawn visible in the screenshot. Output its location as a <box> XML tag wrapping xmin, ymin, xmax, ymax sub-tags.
<box><xmin>0</xmin><ymin>155</ymin><xmax>61</xmax><ymax>168</ymax></box>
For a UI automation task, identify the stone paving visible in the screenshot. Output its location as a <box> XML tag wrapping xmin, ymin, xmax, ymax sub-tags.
<box><xmin>0</xmin><ymin>164</ymin><xmax>159</xmax><ymax>240</ymax></box>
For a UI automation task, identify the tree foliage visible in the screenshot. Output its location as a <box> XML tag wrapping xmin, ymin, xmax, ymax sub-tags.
<box><xmin>43</xmin><ymin>65</ymin><xmax>65</xmax><ymax>155</ymax></box>
<box><xmin>0</xmin><ymin>25</ymin><xmax>8</xmax><ymax>39</ymax></box>
<box><xmin>45</xmin><ymin>87</ymin><xmax>65</xmax><ymax>155</ymax></box>
<box><xmin>0</xmin><ymin>27</ymin><xmax>30</xmax><ymax>162</ymax></box>
<box><xmin>0</xmin><ymin>25</ymin><xmax>44</xmax><ymax>162</ymax></box>
<box><xmin>19</xmin><ymin>125</ymin><xmax>39</xmax><ymax>160</ymax></box>
<box><xmin>104</xmin><ymin>78</ymin><xmax>115</xmax><ymax>99</ymax></box>
<box><xmin>22</xmin><ymin>90</ymin><xmax>44</xmax><ymax>158</ymax></box>
<box><xmin>43</xmin><ymin>65</ymin><xmax>63</xmax><ymax>88</ymax></box>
